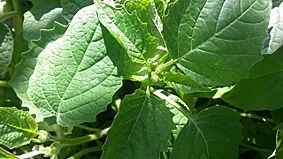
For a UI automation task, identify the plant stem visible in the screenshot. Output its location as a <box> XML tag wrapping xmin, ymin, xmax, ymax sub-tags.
<box><xmin>240</xmin><ymin>143</ymin><xmax>272</xmax><ymax>154</ymax></box>
<box><xmin>155</xmin><ymin>59</ymin><xmax>177</xmax><ymax>74</ymax></box>
<box><xmin>76</xmin><ymin>125</ymin><xmax>101</xmax><ymax>132</ymax></box>
<box><xmin>67</xmin><ymin>147</ymin><xmax>101</xmax><ymax>159</ymax></box>
<box><xmin>239</xmin><ymin>112</ymin><xmax>274</xmax><ymax>126</ymax></box>
<box><xmin>55</xmin><ymin>127</ymin><xmax>110</xmax><ymax>146</ymax></box>
<box><xmin>0</xmin><ymin>80</ymin><xmax>10</xmax><ymax>88</ymax></box>
<box><xmin>11</xmin><ymin>0</ymin><xmax>23</xmax><ymax>34</ymax></box>
<box><xmin>17</xmin><ymin>151</ymin><xmax>44</xmax><ymax>159</ymax></box>
<box><xmin>153</xmin><ymin>90</ymin><xmax>191</xmax><ymax>118</ymax></box>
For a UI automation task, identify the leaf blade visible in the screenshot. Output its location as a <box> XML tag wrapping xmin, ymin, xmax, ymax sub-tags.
<box><xmin>163</xmin><ymin>0</ymin><xmax>271</xmax><ymax>86</ymax></box>
<box><xmin>171</xmin><ymin>106</ymin><xmax>242</xmax><ymax>159</ymax></box>
<box><xmin>27</xmin><ymin>5</ymin><xmax>123</xmax><ymax>127</ymax></box>
<box><xmin>0</xmin><ymin>107</ymin><xmax>38</xmax><ymax>149</ymax></box>
<box><xmin>102</xmin><ymin>90</ymin><xmax>174</xmax><ymax>159</ymax></box>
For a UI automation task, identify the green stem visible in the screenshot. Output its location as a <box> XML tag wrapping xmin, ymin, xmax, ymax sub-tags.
<box><xmin>76</xmin><ymin>125</ymin><xmax>101</xmax><ymax>132</ymax></box>
<box><xmin>155</xmin><ymin>59</ymin><xmax>177</xmax><ymax>74</ymax></box>
<box><xmin>67</xmin><ymin>147</ymin><xmax>101</xmax><ymax>159</ymax></box>
<box><xmin>52</xmin><ymin>127</ymin><xmax>110</xmax><ymax>146</ymax></box>
<box><xmin>240</xmin><ymin>143</ymin><xmax>272</xmax><ymax>154</ymax></box>
<box><xmin>153</xmin><ymin>90</ymin><xmax>191</xmax><ymax>118</ymax></box>
<box><xmin>11</xmin><ymin>0</ymin><xmax>23</xmax><ymax>34</ymax></box>
<box><xmin>0</xmin><ymin>80</ymin><xmax>10</xmax><ymax>88</ymax></box>
<box><xmin>239</xmin><ymin>112</ymin><xmax>274</xmax><ymax>126</ymax></box>
<box><xmin>0</xmin><ymin>11</ymin><xmax>18</xmax><ymax>22</ymax></box>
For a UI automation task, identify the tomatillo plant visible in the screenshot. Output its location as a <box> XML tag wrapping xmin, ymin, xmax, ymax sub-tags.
<box><xmin>1</xmin><ymin>0</ymin><xmax>283</xmax><ymax>158</ymax></box>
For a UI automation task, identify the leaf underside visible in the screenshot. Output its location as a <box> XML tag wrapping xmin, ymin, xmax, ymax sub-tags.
<box><xmin>27</xmin><ymin>5</ymin><xmax>123</xmax><ymax>127</ymax></box>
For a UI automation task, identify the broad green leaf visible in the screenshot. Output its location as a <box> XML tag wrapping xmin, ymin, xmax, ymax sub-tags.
<box><xmin>23</xmin><ymin>0</ymin><xmax>67</xmax><ymax>41</ymax></box>
<box><xmin>27</xmin><ymin>5</ymin><xmax>123</xmax><ymax>127</ymax></box>
<box><xmin>264</xmin><ymin>2</ymin><xmax>283</xmax><ymax>54</ymax></box>
<box><xmin>163</xmin><ymin>0</ymin><xmax>271</xmax><ymax>86</ymax></box>
<box><xmin>0</xmin><ymin>147</ymin><xmax>16</xmax><ymax>159</ymax></box>
<box><xmin>0</xmin><ymin>107</ymin><xmax>38</xmax><ymax>149</ymax></box>
<box><xmin>94</xmin><ymin>1</ymin><xmax>158</xmax><ymax>64</ymax></box>
<box><xmin>164</xmin><ymin>72</ymin><xmax>211</xmax><ymax>94</ymax></box>
<box><xmin>9</xmin><ymin>22</ymin><xmax>67</xmax><ymax>120</ymax></box>
<box><xmin>102</xmin><ymin>90</ymin><xmax>174</xmax><ymax>159</ymax></box>
<box><xmin>222</xmin><ymin>47</ymin><xmax>283</xmax><ymax>110</ymax></box>
<box><xmin>60</xmin><ymin>0</ymin><xmax>93</xmax><ymax>21</ymax></box>
<box><xmin>0</xmin><ymin>23</ymin><xmax>13</xmax><ymax>76</ymax></box>
<box><xmin>171</xmin><ymin>106</ymin><xmax>242</xmax><ymax>159</ymax></box>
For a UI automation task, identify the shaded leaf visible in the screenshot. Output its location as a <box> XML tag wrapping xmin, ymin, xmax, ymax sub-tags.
<box><xmin>27</xmin><ymin>5</ymin><xmax>123</xmax><ymax>127</ymax></box>
<box><xmin>0</xmin><ymin>107</ymin><xmax>38</xmax><ymax>149</ymax></box>
<box><xmin>0</xmin><ymin>23</ymin><xmax>13</xmax><ymax>76</ymax></box>
<box><xmin>60</xmin><ymin>0</ymin><xmax>93</xmax><ymax>21</ymax></box>
<box><xmin>102</xmin><ymin>90</ymin><xmax>174</xmax><ymax>159</ymax></box>
<box><xmin>23</xmin><ymin>0</ymin><xmax>67</xmax><ymax>42</ymax></box>
<box><xmin>163</xmin><ymin>0</ymin><xmax>271</xmax><ymax>86</ymax></box>
<box><xmin>171</xmin><ymin>106</ymin><xmax>242</xmax><ymax>159</ymax></box>
<box><xmin>222</xmin><ymin>47</ymin><xmax>283</xmax><ymax>110</ymax></box>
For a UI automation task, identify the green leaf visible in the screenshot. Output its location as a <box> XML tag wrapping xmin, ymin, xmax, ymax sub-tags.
<box><xmin>9</xmin><ymin>22</ymin><xmax>67</xmax><ymax>120</ymax></box>
<box><xmin>0</xmin><ymin>147</ymin><xmax>16</xmax><ymax>159</ymax></box>
<box><xmin>0</xmin><ymin>23</ymin><xmax>13</xmax><ymax>76</ymax></box>
<box><xmin>94</xmin><ymin>1</ymin><xmax>158</xmax><ymax>64</ymax></box>
<box><xmin>102</xmin><ymin>90</ymin><xmax>174</xmax><ymax>159</ymax></box>
<box><xmin>0</xmin><ymin>107</ymin><xmax>38</xmax><ymax>149</ymax></box>
<box><xmin>27</xmin><ymin>5</ymin><xmax>123</xmax><ymax>127</ymax></box>
<box><xmin>264</xmin><ymin>2</ymin><xmax>283</xmax><ymax>54</ymax></box>
<box><xmin>23</xmin><ymin>0</ymin><xmax>67</xmax><ymax>41</ymax></box>
<box><xmin>60</xmin><ymin>0</ymin><xmax>93</xmax><ymax>21</ymax></box>
<box><xmin>125</xmin><ymin>0</ymin><xmax>165</xmax><ymax>47</ymax></box>
<box><xmin>273</xmin><ymin>0</ymin><xmax>283</xmax><ymax>7</ymax></box>
<box><xmin>164</xmin><ymin>72</ymin><xmax>211</xmax><ymax>94</ymax></box>
<box><xmin>222</xmin><ymin>47</ymin><xmax>283</xmax><ymax>110</ymax></box>
<box><xmin>163</xmin><ymin>0</ymin><xmax>271</xmax><ymax>86</ymax></box>
<box><xmin>171</xmin><ymin>106</ymin><xmax>242</xmax><ymax>159</ymax></box>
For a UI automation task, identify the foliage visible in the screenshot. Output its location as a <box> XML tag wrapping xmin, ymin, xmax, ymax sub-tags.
<box><xmin>0</xmin><ymin>0</ymin><xmax>282</xmax><ymax>158</ymax></box>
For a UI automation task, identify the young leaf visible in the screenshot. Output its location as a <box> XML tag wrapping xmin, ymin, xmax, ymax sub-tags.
<box><xmin>102</xmin><ymin>90</ymin><xmax>174</xmax><ymax>159</ymax></box>
<box><xmin>23</xmin><ymin>0</ymin><xmax>67</xmax><ymax>41</ymax></box>
<box><xmin>264</xmin><ymin>2</ymin><xmax>283</xmax><ymax>54</ymax></box>
<box><xmin>171</xmin><ymin>106</ymin><xmax>242</xmax><ymax>159</ymax></box>
<box><xmin>0</xmin><ymin>107</ymin><xmax>38</xmax><ymax>149</ymax></box>
<box><xmin>163</xmin><ymin>0</ymin><xmax>271</xmax><ymax>86</ymax></box>
<box><xmin>0</xmin><ymin>23</ymin><xmax>13</xmax><ymax>76</ymax></box>
<box><xmin>222</xmin><ymin>47</ymin><xmax>283</xmax><ymax>110</ymax></box>
<box><xmin>27</xmin><ymin>5</ymin><xmax>123</xmax><ymax>127</ymax></box>
<box><xmin>9</xmin><ymin>22</ymin><xmax>67</xmax><ymax>120</ymax></box>
<box><xmin>60</xmin><ymin>0</ymin><xmax>93</xmax><ymax>21</ymax></box>
<box><xmin>125</xmin><ymin>0</ymin><xmax>165</xmax><ymax>47</ymax></box>
<box><xmin>94</xmin><ymin>1</ymin><xmax>158</xmax><ymax>64</ymax></box>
